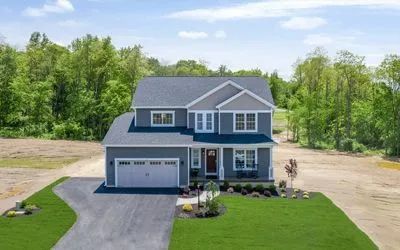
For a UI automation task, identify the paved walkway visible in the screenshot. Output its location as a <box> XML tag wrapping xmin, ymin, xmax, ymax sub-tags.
<box><xmin>176</xmin><ymin>191</ymin><xmax>220</xmax><ymax>206</ymax></box>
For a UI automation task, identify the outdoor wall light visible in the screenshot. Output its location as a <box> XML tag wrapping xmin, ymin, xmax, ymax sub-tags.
<box><xmin>110</xmin><ymin>161</ymin><xmax>113</xmax><ymax>165</ymax></box>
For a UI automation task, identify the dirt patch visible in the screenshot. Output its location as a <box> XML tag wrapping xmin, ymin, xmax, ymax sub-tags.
<box><xmin>0</xmin><ymin>138</ymin><xmax>103</xmax><ymax>214</ymax></box>
<box><xmin>274</xmin><ymin>142</ymin><xmax>400</xmax><ymax>250</ymax></box>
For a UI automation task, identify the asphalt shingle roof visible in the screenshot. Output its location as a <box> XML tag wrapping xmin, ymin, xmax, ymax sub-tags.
<box><xmin>102</xmin><ymin>112</ymin><xmax>275</xmax><ymax>146</ymax></box>
<box><xmin>133</xmin><ymin>76</ymin><xmax>274</xmax><ymax>107</ymax></box>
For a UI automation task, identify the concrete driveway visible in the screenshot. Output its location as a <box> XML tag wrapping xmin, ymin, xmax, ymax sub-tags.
<box><xmin>53</xmin><ymin>178</ymin><xmax>178</xmax><ymax>250</ymax></box>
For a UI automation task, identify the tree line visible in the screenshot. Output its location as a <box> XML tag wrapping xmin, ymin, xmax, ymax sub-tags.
<box><xmin>0</xmin><ymin>33</ymin><xmax>398</xmax><ymax>156</ymax></box>
<box><xmin>0</xmin><ymin>32</ymin><xmax>288</xmax><ymax>140</ymax></box>
<box><xmin>288</xmin><ymin>48</ymin><xmax>400</xmax><ymax>157</ymax></box>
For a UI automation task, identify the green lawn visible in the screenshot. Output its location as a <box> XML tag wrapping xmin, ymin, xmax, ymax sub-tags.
<box><xmin>0</xmin><ymin>177</ymin><xmax>76</xmax><ymax>250</ymax></box>
<box><xmin>169</xmin><ymin>193</ymin><xmax>377</xmax><ymax>250</ymax></box>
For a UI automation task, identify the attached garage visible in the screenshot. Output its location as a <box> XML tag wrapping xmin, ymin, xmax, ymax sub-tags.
<box><xmin>115</xmin><ymin>158</ymin><xmax>179</xmax><ymax>188</ymax></box>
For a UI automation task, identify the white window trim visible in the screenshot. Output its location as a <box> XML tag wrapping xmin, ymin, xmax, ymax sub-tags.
<box><xmin>233</xmin><ymin>149</ymin><xmax>258</xmax><ymax>171</ymax></box>
<box><xmin>233</xmin><ymin>112</ymin><xmax>258</xmax><ymax>132</ymax></box>
<box><xmin>191</xmin><ymin>148</ymin><xmax>201</xmax><ymax>169</ymax></box>
<box><xmin>195</xmin><ymin>112</ymin><xmax>214</xmax><ymax>133</ymax></box>
<box><xmin>150</xmin><ymin>110</ymin><xmax>175</xmax><ymax>127</ymax></box>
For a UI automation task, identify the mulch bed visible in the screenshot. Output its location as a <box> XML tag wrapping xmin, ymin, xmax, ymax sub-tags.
<box><xmin>2</xmin><ymin>207</ymin><xmax>41</xmax><ymax>218</ymax></box>
<box><xmin>220</xmin><ymin>187</ymin><xmax>313</xmax><ymax>200</ymax></box>
<box><xmin>175</xmin><ymin>203</ymin><xmax>226</xmax><ymax>219</ymax></box>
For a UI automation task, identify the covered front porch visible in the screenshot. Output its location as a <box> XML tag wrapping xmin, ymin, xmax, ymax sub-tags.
<box><xmin>189</xmin><ymin>146</ymin><xmax>274</xmax><ymax>183</ymax></box>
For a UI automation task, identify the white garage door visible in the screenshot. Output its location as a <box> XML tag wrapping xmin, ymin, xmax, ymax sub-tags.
<box><xmin>115</xmin><ymin>158</ymin><xmax>179</xmax><ymax>188</ymax></box>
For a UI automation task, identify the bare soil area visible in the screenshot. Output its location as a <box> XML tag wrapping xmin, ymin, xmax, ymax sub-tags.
<box><xmin>0</xmin><ymin>138</ymin><xmax>103</xmax><ymax>213</ymax></box>
<box><xmin>274</xmin><ymin>142</ymin><xmax>400</xmax><ymax>250</ymax></box>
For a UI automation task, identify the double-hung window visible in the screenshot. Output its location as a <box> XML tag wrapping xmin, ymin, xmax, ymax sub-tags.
<box><xmin>151</xmin><ymin>111</ymin><xmax>174</xmax><ymax>127</ymax></box>
<box><xmin>191</xmin><ymin>148</ymin><xmax>201</xmax><ymax>168</ymax></box>
<box><xmin>234</xmin><ymin>113</ymin><xmax>257</xmax><ymax>132</ymax></box>
<box><xmin>234</xmin><ymin>149</ymin><xmax>257</xmax><ymax>170</ymax></box>
<box><xmin>195</xmin><ymin>112</ymin><xmax>214</xmax><ymax>132</ymax></box>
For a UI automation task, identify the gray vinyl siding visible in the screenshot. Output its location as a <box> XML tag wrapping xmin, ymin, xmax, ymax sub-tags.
<box><xmin>189</xmin><ymin>84</ymin><xmax>241</xmax><ymax>110</ymax></box>
<box><xmin>106</xmin><ymin>147</ymin><xmax>189</xmax><ymax>186</ymax></box>
<box><xmin>219</xmin><ymin>112</ymin><xmax>271</xmax><ymax>136</ymax></box>
<box><xmin>222</xmin><ymin>148</ymin><xmax>270</xmax><ymax>179</ymax></box>
<box><xmin>189</xmin><ymin>112</ymin><xmax>219</xmax><ymax>133</ymax></box>
<box><xmin>219</xmin><ymin>93</ymin><xmax>272</xmax><ymax>111</ymax></box>
<box><xmin>135</xmin><ymin>108</ymin><xmax>187</xmax><ymax>127</ymax></box>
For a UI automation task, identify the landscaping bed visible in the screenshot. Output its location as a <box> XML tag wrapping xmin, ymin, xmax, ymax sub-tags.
<box><xmin>175</xmin><ymin>203</ymin><xmax>226</xmax><ymax>219</ymax></box>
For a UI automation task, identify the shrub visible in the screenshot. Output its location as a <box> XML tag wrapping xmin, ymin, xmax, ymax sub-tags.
<box><xmin>294</xmin><ymin>188</ymin><xmax>300</xmax><ymax>193</ymax></box>
<box><xmin>280</xmin><ymin>193</ymin><xmax>287</xmax><ymax>198</ymax></box>
<box><xmin>264</xmin><ymin>190</ymin><xmax>272</xmax><ymax>197</ymax></box>
<box><xmin>193</xmin><ymin>180</ymin><xmax>199</xmax><ymax>189</ymax></box>
<box><xmin>291</xmin><ymin>194</ymin><xmax>297</xmax><ymax>199</ymax></box>
<box><xmin>244</xmin><ymin>183</ymin><xmax>253</xmax><ymax>193</ymax></box>
<box><xmin>234</xmin><ymin>184</ymin><xmax>242</xmax><ymax>192</ymax></box>
<box><xmin>280</xmin><ymin>188</ymin><xmax>286</xmax><ymax>193</ymax></box>
<box><xmin>222</xmin><ymin>180</ymin><xmax>230</xmax><ymax>191</ymax></box>
<box><xmin>227</xmin><ymin>187</ymin><xmax>234</xmax><ymax>193</ymax></box>
<box><xmin>20</xmin><ymin>200</ymin><xmax>27</xmax><ymax>209</ymax></box>
<box><xmin>241</xmin><ymin>188</ymin><xmax>248</xmax><ymax>196</ymax></box>
<box><xmin>303</xmin><ymin>191</ymin><xmax>309</xmax><ymax>195</ymax></box>
<box><xmin>205</xmin><ymin>199</ymin><xmax>219</xmax><ymax>217</ymax></box>
<box><xmin>251</xmin><ymin>191</ymin><xmax>260</xmax><ymax>198</ymax></box>
<box><xmin>278</xmin><ymin>180</ymin><xmax>287</xmax><ymax>188</ymax></box>
<box><xmin>24</xmin><ymin>204</ymin><xmax>37</xmax><ymax>215</ymax></box>
<box><xmin>303</xmin><ymin>194</ymin><xmax>310</xmax><ymax>199</ymax></box>
<box><xmin>6</xmin><ymin>211</ymin><xmax>16</xmax><ymax>217</ymax></box>
<box><xmin>254</xmin><ymin>184</ymin><xmax>264</xmax><ymax>193</ymax></box>
<box><xmin>182</xmin><ymin>203</ymin><xmax>193</xmax><ymax>212</ymax></box>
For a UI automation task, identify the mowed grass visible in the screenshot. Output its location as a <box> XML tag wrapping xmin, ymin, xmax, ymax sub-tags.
<box><xmin>169</xmin><ymin>193</ymin><xmax>377</xmax><ymax>250</ymax></box>
<box><xmin>378</xmin><ymin>161</ymin><xmax>400</xmax><ymax>170</ymax></box>
<box><xmin>0</xmin><ymin>177</ymin><xmax>77</xmax><ymax>250</ymax></box>
<box><xmin>273</xmin><ymin>109</ymin><xmax>288</xmax><ymax>133</ymax></box>
<box><xmin>0</xmin><ymin>157</ymin><xmax>80</xmax><ymax>169</ymax></box>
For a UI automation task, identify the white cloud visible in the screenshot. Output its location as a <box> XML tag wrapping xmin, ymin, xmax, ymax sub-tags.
<box><xmin>281</xmin><ymin>17</ymin><xmax>326</xmax><ymax>30</ymax></box>
<box><xmin>215</xmin><ymin>30</ymin><xmax>226</xmax><ymax>39</ymax></box>
<box><xmin>178</xmin><ymin>31</ymin><xmax>208</xmax><ymax>39</ymax></box>
<box><xmin>23</xmin><ymin>0</ymin><xmax>74</xmax><ymax>17</ymax></box>
<box><xmin>303</xmin><ymin>34</ymin><xmax>333</xmax><ymax>46</ymax></box>
<box><xmin>167</xmin><ymin>0</ymin><xmax>400</xmax><ymax>22</ymax></box>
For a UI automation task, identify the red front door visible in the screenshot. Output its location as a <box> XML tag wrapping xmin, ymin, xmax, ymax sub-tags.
<box><xmin>206</xmin><ymin>149</ymin><xmax>217</xmax><ymax>174</ymax></box>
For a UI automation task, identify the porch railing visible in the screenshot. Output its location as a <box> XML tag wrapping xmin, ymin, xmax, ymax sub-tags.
<box><xmin>236</xmin><ymin>163</ymin><xmax>259</xmax><ymax>179</ymax></box>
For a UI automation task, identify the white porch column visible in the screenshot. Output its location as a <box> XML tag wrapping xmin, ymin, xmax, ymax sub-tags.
<box><xmin>219</xmin><ymin>147</ymin><xmax>224</xmax><ymax>181</ymax></box>
<box><xmin>269</xmin><ymin>147</ymin><xmax>274</xmax><ymax>180</ymax></box>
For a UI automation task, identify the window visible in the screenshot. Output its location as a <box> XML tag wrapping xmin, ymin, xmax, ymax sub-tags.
<box><xmin>151</xmin><ymin>111</ymin><xmax>174</xmax><ymax>127</ymax></box>
<box><xmin>234</xmin><ymin>113</ymin><xmax>257</xmax><ymax>132</ymax></box>
<box><xmin>195</xmin><ymin>112</ymin><xmax>214</xmax><ymax>132</ymax></box>
<box><xmin>191</xmin><ymin>148</ymin><xmax>201</xmax><ymax>168</ymax></box>
<box><xmin>150</xmin><ymin>161</ymin><xmax>162</xmax><ymax>165</ymax></box>
<box><xmin>234</xmin><ymin>149</ymin><xmax>257</xmax><ymax>170</ymax></box>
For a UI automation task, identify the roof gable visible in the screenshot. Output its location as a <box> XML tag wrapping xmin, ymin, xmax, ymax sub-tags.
<box><xmin>216</xmin><ymin>89</ymin><xmax>276</xmax><ymax>110</ymax></box>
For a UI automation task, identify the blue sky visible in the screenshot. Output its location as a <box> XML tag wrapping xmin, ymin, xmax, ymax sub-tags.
<box><xmin>0</xmin><ymin>0</ymin><xmax>399</xmax><ymax>78</ymax></box>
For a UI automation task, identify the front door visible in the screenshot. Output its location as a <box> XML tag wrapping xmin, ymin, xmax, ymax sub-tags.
<box><xmin>206</xmin><ymin>149</ymin><xmax>217</xmax><ymax>175</ymax></box>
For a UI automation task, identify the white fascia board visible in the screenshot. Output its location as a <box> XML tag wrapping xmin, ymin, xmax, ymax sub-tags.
<box><xmin>185</xmin><ymin>80</ymin><xmax>244</xmax><ymax>108</ymax></box>
<box><xmin>132</xmin><ymin>106</ymin><xmax>186</xmax><ymax>109</ymax></box>
<box><xmin>216</xmin><ymin>89</ymin><xmax>276</xmax><ymax>109</ymax></box>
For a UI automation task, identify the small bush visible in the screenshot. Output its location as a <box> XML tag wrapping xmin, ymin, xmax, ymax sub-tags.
<box><xmin>244</xmin><ymin>183</ymin><xmax>253</xmax><ymax>193</ymax></box>
<box><xmin>303</xmin><ymin>191</ymin><xmax>309</xmax><ymax>195</ymax></box>
<box><xmin>205</xmin><ymin>198</ymin><xmax>219</xmax><ymax>217</ymax></box>
<box><xmin>303</xmin><ymin>194</ymin><xmax>310</xmax><ymax>199</ymax></box>
<box><xmin>291</xmin><ymin>194</ymin><xmax>297</xmax><ymax>199</ymax></box>
<box><xmin>264</xmin><ymin>190</ymin><xmax>272</xmax><ymax>197</ymax></box>
<box><xmin>234</xmin><ymin>184</ymin><xmax>242</xmax><ymax>192</ymax></box>
<box><xmin>227</xmin><ymin>187</ymin><xmax>234</xmax><ymax>193</ymax></box>
<box><xmin>280</xmin><ymin>188</ymin><xmax>286</xmax><ymax>193</ymax></box>
<box><xmin>254</xmin><ymin>184</ymin><xmax>264</xmax><ymax>193</ymax></box>
<box><xmin>24</xmin><ymin>204</ymin><xmax>37</xmax><ymax>215</ymax></box>
<box><xmin>278</xmin><ymin>180</ymin><xmax>287</xmax><ymax>188</ymax></box>
<box><xmin>294</xmin><ymin>188</ymin><xmax>300</xmax><ymax>193</ymax></box>
<box><xmin>251</xmin><ymin>191</ymin><xmax>260</xmax><ymax>198</ymax></box>
<box><xmin>280</xmin><ymin>193</ymin><xmax>287</xmax><ymax>198</ymax></box>
<box><xmin>267</xmin><ymin>184</ymin><xmax>277</xmax><ymax>192</ymax></box>
<box><xmin>222</xmin><ymin>180</ymin><xmax>230</xmax><ymax>191</ymax></box>
<box><xmin>182</xmin><ymin>203</ymin><xmax>193</xmax><ymax>212</ymax></box>
<box><xmin>241</xmin><ymin>188</ymin><xmax>248</xmax><ymax>196</ymax></box>
<box><xmin>6</xmin><ymin>211</ymin><xmax>16</xmax><ymax>217</ymax></box>
<box><xmin>20</xmin><ymin>200</ymin><xmax>27</xmax><ymax>209</ymax></box>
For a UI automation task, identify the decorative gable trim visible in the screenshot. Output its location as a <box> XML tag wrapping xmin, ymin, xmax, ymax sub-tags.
<box><xmin>185</xmin><ymin>80</ymin><xmax>244</xmax><ymax>108</ymax></box>
<box><xmin>215</xmin><ymin>89</ymin><xmax>276</xmax><ymax>109</ymax></box>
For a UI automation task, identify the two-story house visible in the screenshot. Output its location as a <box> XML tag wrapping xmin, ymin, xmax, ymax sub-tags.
<box><xmin>102</xmin><ymin>77</ymin><xmax>276</xmax><ymax>188</ymax></box>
